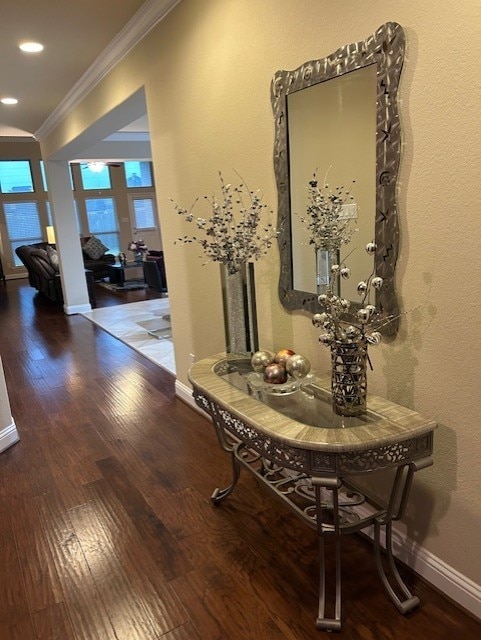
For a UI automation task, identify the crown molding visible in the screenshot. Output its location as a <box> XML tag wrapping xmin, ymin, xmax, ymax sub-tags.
<box><xmin>35</xmin><ymin>0</ymin><xmax>182</xmax><ymax>141</ymax></box>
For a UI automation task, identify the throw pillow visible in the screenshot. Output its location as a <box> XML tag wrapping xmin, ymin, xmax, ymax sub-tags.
<box><xmin>82</xmin><ymin>235</ymin><xmax>109</xmax><ymax>260</ymax></box>
<box><xmin>46</xmin><ymin>245</ymin><xmax>59</xmax><ymax>272</ymax></box>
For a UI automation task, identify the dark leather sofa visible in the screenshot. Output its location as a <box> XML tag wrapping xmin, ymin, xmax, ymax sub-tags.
<box><xmin>16</xmin><ymin>243</ymin><xmax>62</xmax><ymax>303</ymax></box>
<box><xmin>15</xmin><ymin>242</ymin><xmax>95</xmax><ymax>306</ymax></box>
<box><xmin>79</xmin><ymin>236</ymin><xmax>116</xmax><ymax>279</ymax></box>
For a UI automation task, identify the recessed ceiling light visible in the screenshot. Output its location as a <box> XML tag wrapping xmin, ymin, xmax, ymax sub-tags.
<box><xmin>1</xmin><ymin>97</ymin><xmax>18</xmax><ymax>105</ymax></box>
<box><xmin>19</xmin><ymin>42</ymin><xmax>44</xmax><ymax>53</ymax></box>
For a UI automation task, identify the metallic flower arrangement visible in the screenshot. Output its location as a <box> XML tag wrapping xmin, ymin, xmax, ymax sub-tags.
<box><xmin>299</xmin><ymin>173</ymin><xmax>357</xmax><ymax>252</ymax></box>
<box><xmin>128</xmin><ymin>239</ymin><xmax>148</xmax><ymax>253</ymax></box>
<box><xmin>312</xmin><ymin>242</ymin><xmax>385</xmax><ymax>347</ymax></box>
<box><xmin>172</xmin><ymin>172</ymin><xmax>278</xmax><ymax>275</ymax></box>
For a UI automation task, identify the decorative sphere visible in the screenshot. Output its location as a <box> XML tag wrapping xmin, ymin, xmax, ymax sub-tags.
<box><xmin>286</xmin><ymin>354</ymin><xmax>311</xmax><ymax>379</ymax></box>
<box><xmin>340</xmin><ymin>267</ymin><xmax>351</xmax><ymax>279</ymax></box>
<box><xmin>263</xmin><ymin>362</ymin><xmax>288</xmax><ymax>384</ymax></box>
<box><xmin>251</xmin><ymin>350</ymin><xmax>274</xmax><ymax>373</ymax></box>
<box><xmin>367</xmin><ymin>331</ymin><xmax>382</xmax><ymax>345</ymax></box>
<box><xmin>357</xmin><ymin>281</ymin><xmax>368</xmax><ymax>295</ymax></box>
<box><xmin>372</xmin><ymin>276</ymin><xmax>384</xmax><ymax>289</ymax></box>
<box><xmin>274</xmin><ymin>348</ymin><xmax>295</xmax><ymax>366</ymax></box>
<box><xmin>340</xmin><ymin>298</ymin><xmax>350</xmax><ymax>310</ymax></box>
<box><xmin>357</xmin><ymin>308</ymin><xmax>371</xmax><ymax>323</ymax></box>
<box><xmin>318</xmin><ymin>293</ymin><xmax>328</xmax><ymax>305</ymax></box>
<box><xmin>345</xmin><ymin>325</ymin><xmax>361</xmax><ymax>341</ymax></box>
<box><xmin>319</xmin><ymin>333</ymin><xmax>334</xmax><ymax>346</ymax></box>
<box><xmin>330</xmin><ymin>264</ymin><xmax>340</xmax><ymax>275</ymax></box>
<box><xmin>312</xmin><ymin>313</ymin><xmax>325</xmax><ymax>328</ymax></box>
<box><xmin>365</xmin><ymin>304</ymin><xmax>377</xmax><ymax>317</ymax></box>
<box><xmin>366</xmin><ymin>242</ymin><xmax>377</xmax><ymax>254</ymax></box>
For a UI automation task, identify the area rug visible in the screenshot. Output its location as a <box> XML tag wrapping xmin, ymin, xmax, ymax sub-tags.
<box><xmin>97</xmin><ymin>280</ymin><xmax>148</xmax><ymax>292</ymax></box>
<box><xmin>81</xmin><ymin>298</ymin><xmax>175</xmax><ymax>375</ymax></box>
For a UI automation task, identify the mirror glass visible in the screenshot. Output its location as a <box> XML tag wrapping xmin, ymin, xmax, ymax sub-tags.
<box><xmin>271</xmin><ymin>22</ymin><xmax>405</xmax><ymax>335</ymax></box>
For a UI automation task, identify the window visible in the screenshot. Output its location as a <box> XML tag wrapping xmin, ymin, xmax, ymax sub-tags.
<box><xmin>85</xmin><ymin>197</ymin><xmax>119</xmax><ymax>255</ymax></box>
<box><xmin>80</xmin><ymin>163</ymin><xmax>111</xmax><ymax>190</ymax></box>
<box><xmin>46</xmin><ymin>200</ymin><xmax>52</xmax><ymax>225</ymax></box>
<box><xmin>46</xmin><ymin>200</ymin><xmax>81</xmax><ymax>233</ymax></box>
<box><xmin>131</xmin><ymin>197</ymin><xmax>156</xmax><ymax>229</ymax></box>
<box><xmin>124</xmin><ymin>161</ymin><xmax>153</xmax><ymax>188</ymax></box>
<box><xmin>0</xmin><ymin>161</ymin><xmax>34</xmax><ymax>193</ymax></box>
<box><xmin>40</xmin><ymin>161</ymin><xmax>75</xmax><ymax>192</ymax></box>
<box><xmin>3</xmin><ymin>201</ymin><xmax>42</xmax><ymax>266</ymax></box>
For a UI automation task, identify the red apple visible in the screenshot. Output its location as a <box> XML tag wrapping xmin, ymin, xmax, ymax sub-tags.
<box><xmin>274</xmin><ymin>348</ymin><xmax>295</xmax><ymax>367</ymax></box>
<box><xmin>263</xmin><ymin>363</ymin><xmax>288</xmax><ymax>384</ymax></box>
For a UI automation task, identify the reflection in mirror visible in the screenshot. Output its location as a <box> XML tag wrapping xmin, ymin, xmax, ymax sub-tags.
<box><xmin>271</xmin><ymin>22</ymin><xmax>405</xmax><ymax>335</ymax></box>
<box><xmin>289</xmin><ymin>64</ymin><xmax>377</xmax><ymax>300</ymax></box>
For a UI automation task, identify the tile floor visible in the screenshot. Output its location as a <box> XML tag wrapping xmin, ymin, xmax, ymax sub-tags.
<box><xmin>82</xmin><ymin>298</ymin><xmax>176</xmax><ymax>375</ymax></box>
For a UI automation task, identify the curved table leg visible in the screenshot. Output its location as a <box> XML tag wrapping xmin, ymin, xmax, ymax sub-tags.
<box><xmin>313</xmin><ymin>478</ymin><xmax>343</xmax><ymax>631</ymax></box>
<box><xmin>374</xmin><ymin>519</ymin><xmax>420</xmax><ymax>613</ymax></box>
<box><xmin>371</xmin><ymin>460</ymin><xmax>432</xmax><ymax>614</ymax></box>
<box><xmin>211</xmin><ymin>451</ymin><xmax>241</xmax><ymax>506</ymax></box>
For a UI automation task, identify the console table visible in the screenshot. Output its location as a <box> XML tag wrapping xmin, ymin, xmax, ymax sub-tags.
<box><xmin>188</xmin><ymin>353</ymin><xmax>436</xmax><ymax>631</ymax></box>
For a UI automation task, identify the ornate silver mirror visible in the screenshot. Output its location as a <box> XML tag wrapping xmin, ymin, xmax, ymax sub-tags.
<box><xmin>271</xmin><ymin>22</ymin><xmax>405</xmax><ymax>335</ymax></box>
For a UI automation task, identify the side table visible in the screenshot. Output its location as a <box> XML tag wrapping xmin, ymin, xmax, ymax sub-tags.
<box><xmin>106</xmin><ymin>262</ymin><xmax>145</xmax><ymax>289</ymax></box>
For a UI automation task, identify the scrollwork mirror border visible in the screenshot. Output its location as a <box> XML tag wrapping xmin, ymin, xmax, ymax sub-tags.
<box><xmin>271</xmin><ymin>22</ymin><xmax>405</xmax><ymax>336</ymax></box>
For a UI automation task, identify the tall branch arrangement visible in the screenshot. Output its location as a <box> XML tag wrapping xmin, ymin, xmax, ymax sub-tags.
<box><xmin>303</xmin><ymin>172</ymin><xmax>389</xmax><ymax>347</ymax></box>
<box><xmin>172</xmin><ymin>172</ymin><xmax>278</xmax><ymax>275</ymax></box>
<box><xmin>298</xmin><ymin>172</ymin><xmax>357</xmax><ymax>252</ymax></box>
<box><xmin>312</xmin><ymin>240</ymin><xmax>385</xmax><ymax>347</ymax></box>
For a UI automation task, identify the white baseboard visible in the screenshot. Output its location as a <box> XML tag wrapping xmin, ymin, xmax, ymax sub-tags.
<box><xmin>173</xmin><ymin>383</ymin><xmax>481</xmax><ymax>620</ymax></box>
<box><xmin>175</xmin><ymin>379</ymin><xmax>194</xmax><ymax>407</ymax></box>
<box><xmin>352</xmin><ymin>503</ymin><xmax>481</xmax><ymax>620</ymax></box>
<box><xmin>64</xmin><ymin>302</ymin><xmax>92</xmax><ymax>315</ymax></box>
<box><xmin>175</xmin><ymin>379</ymin><xmax>211</xmax><ymax>419</ymax></box>
<box><xmin>0</xmin><ymin>420</ymin><xmax>20</xmax><ymax>453</ymax></box>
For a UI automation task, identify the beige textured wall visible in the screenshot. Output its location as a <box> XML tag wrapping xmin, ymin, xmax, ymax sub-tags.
<box><xmin>41</xmin><ymin>0</ymin><xmax>481</xmax><ymax>587</ymax></box>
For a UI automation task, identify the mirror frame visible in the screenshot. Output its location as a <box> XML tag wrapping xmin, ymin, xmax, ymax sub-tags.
<box><xmin>271</xmin><ymin>22</ymin><xmax>405</xmax><ymax>336</ymax></box>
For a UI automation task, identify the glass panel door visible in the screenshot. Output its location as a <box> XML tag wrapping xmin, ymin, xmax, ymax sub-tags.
<box><xmin>129</xmin><ymin>196</ymin><xmax>162</xmax><ymax>252</ymax></box>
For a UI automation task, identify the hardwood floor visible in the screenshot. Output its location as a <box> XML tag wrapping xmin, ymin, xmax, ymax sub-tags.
<box><xmin>0</xmin><ymin>279</ymin><xmax>480</xmax><ymax>639</ymax></box>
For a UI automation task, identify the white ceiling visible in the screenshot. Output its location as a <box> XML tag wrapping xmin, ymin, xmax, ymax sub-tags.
<box><xmin>0</xmin><ymin>0</ymin><xmax>178</xmax><ymax>150</ymax></box>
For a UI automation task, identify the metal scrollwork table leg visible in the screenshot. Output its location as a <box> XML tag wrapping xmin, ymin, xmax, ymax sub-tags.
<box><xmin>313</xmin><ymin>477</ymin><xmax>343</xmax><ymax>632</ymax></box>
<box><xmin>372</xmin><ymin>457</ymin><xmax>433</xmax><ymax>614</ymax></box>
<box><xmin>210</xmin><ymin>414</ymin><xmax>241</xmax><ymax>505</ymax></box>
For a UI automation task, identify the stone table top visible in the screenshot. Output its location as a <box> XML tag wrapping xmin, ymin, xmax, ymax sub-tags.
<box><xmin>188</xmin><ymin>353</ymin><xmax>437</xmax><ymax>454</ymax></box>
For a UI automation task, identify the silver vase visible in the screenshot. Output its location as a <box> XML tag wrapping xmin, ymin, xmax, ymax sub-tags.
<box><xmin>220</xmin><ymin>263</ymin><xmax>259</xmax><ymax>355</ymax></box>
<box><xmin>316</xmin><ymin>248</ymin><xmax>340</xmax><ymax>296</ymax></box>
<box><xmin>330</xmin><ymin>338</ymin><xmax>368</xmax><ymax>416</ymax></box>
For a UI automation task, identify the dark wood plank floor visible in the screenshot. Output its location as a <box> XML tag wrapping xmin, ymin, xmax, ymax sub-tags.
<box><xmin>0</xmin><ymin>279</ymin><xmax>480</xmax><ymax>639</ymax></box>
